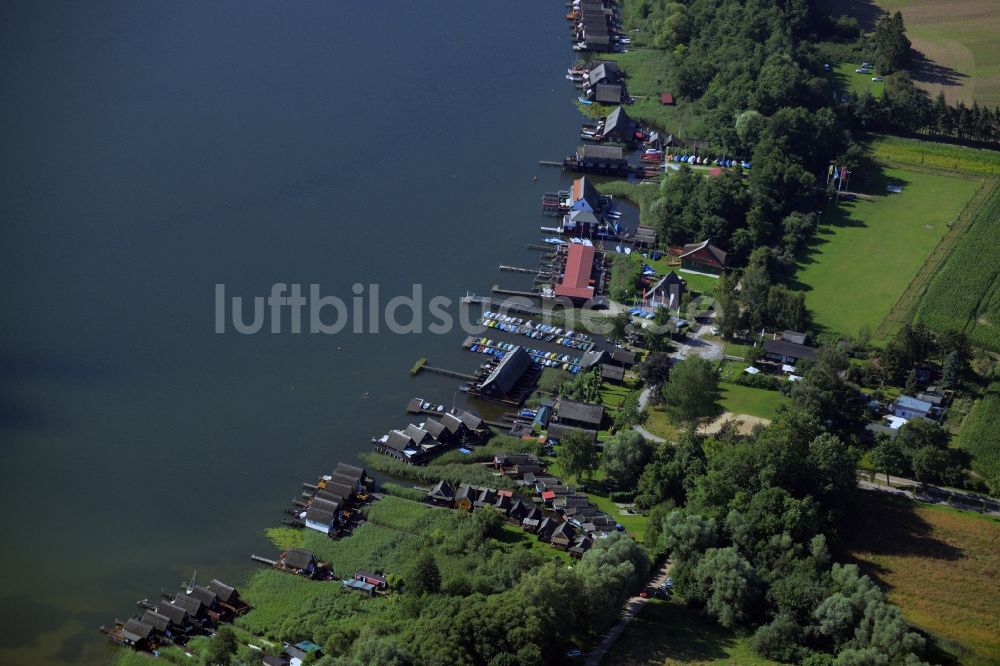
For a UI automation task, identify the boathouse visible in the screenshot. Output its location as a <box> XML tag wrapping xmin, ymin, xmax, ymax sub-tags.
<box><xmin>454</xmin><ymin>483</ymin><xmax>478</xmax><ymax>511</ymax></box>
<box><xmin>594</xmin><ymin>84</ymin><xmax>623</xmax><ymax>104</ymax></box>
<box><xmin>426</xmin><ymin>479</ymin><xmax>455</xmax><ymax>507</ymax></box>
<box><xmin>680</xmin><ymin>240</ymin><xmax>727</xmax><ymax>274</ymax></box>
<box><xmin>170</xmin><ymin>592</ymin><xmax>205</xmax><ymax>620</ymax></box>
<box><xmin>122</xmin><ymin>618</ymin><xmax>154</xmax><ymax>649</ymax></box>
<box><xmin>562</xmin><ymin>209</ymin><xmax>602</xmax><ymax>237</ymax></box>
<box><xmin>554</xmin><ymin>243</ymin><xmax>596</xmax><ymax>301</ymax></box>
<box><xmin>334</xmin><ymin>462</ymin><xmax>367</xmax><ymax>487</ymax></box>
<box><xmin>471</xmin><ymin>346</ymin><xmax>537</xmax><ymax>403</ymax></box>
<box><xmin>569</xmin><ymin>176</ymin><xmax>603</xmax><ymax>213</ymax></box>
<box><xmin>588</xmin><ymin>61</ymin><xmax>620</xmax><ymax>88</ymax></box>
<box><xmin>647</xmin><ymin>271</ymin><xmax>686</xmax><ymax>311</ymax></box>
<box><xmin>602</xmin><ymin>106</ymin><xmax>635</xmax><ymax>144</ymax></box>
<box><xmin>154</xmin><ymin>602</ymin><xmax>190</xmax><ymax>631</ymax></box>
<box><xmin>207</xmin><ymin>579</ymin><xmax>248</xmax><ymax>615</ymax></box>
<box><xmin>281</xmin><ymin>548</ymin><xmax>318</xmax><ymax>577</ymax></box>
<box><xmin>567</xmin><ymin>144</ymin><xmax>628</xmax><ymax>175</ymax></box>
<box><xmin>305</xmin><ymin>504</ymin><xmax>339</xmax><ymax>535</ymax></box>
<box><xmin>140</xmin><ymin>610</ymin><xmax>170</xmax><ymax>636</ymax></box>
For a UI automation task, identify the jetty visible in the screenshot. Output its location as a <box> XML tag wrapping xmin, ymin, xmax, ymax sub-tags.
<box><xmin>409</xmin><ymin>359</ymin><xmax>477</xmax><ymax>381</ymax></box>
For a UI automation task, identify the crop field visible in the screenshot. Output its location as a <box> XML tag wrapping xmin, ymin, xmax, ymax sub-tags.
<box><xmin>872</xmin><ymin>134</ymin><xmax>1000</xmax><ymax>178</ymax></box>
<box><xmin>958</xmin><ymin>382</ymin><xmax>1000</xmax><ymax>490</ymax></box>
<box><xmin>847</xmin><ymin>491</ymin><xmax>1000</xmax><ymax>665</ymax></box>
<box><xmin>792</xmin><ymin>166</ymin><xmax>981</xmax><ymax>336</ymax></box>
<box><xmin>875</xmin><ymin>0</ymin><xmax>1000</xmax><ymax>107</ymax></box>
<box><xmin>916</xmin><ymin>183</ymin><xmax>1000</xmax><ymax>351</ymax></box>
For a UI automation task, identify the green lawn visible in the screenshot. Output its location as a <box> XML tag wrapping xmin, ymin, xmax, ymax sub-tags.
<box><xmin>719</xmin><ymin>383</ymin><xmax>787</xmax><ymax>420</ymax></box>
<box><xmin>792</xmin><ymin>166</ymin><xmax>980</xmax><ymax>336</ymax></box>
<box><xmin>831</xmin><ymin>62</ymin><xmax>885</xmax><ymax>100</ymax></box>
<box><xmin>601</xmin><ymin>598</ymin><xmax>782</xmax><ymax>666</ymax></box>
<box><xmin>643</xmin><ymin>406</ymin><xmax>681</xmax><ymax>442</ymax></box>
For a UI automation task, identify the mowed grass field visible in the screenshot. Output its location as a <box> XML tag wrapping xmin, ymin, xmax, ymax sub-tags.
<box><xmin>875</xmin><ymin>0</ymin><xmax>1000</xmax><ymax>107</ymax></box>
<box><xmin>847</xmin><ymin>491</ymin><xmax>1000</xmax><ymax>666</ymax></box>
<box><xmin>793</xmin><ymin>166</ymin><xmax>980</xmax><ymax>336</ymax></box>
<box><xmin>602</xmin><ymin>598</ymin><xmax>781</xmax><ymax>666</ymax></box>
<box><xmin>719</xmin><ymin>383</ymin><xmax>787</xmax><ymax>420</ymax></box>
<box><xmin>831</xmin><ymin>62</ymin><xmax>885</xmax><ymax>99</ymax></box>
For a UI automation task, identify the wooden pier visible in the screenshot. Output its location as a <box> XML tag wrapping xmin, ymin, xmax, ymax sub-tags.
<box><xmin>538</xmin><ymin>160</ymin><xmax>564</xmax><ymax>167</ymax></box>
<box><xmin>251</xmin><ymin>554</ymin><xmax>278</xmax><ymax>566</ymax></box>
<box><xmin>491</xmin><ymin>285</ymin><xmax>541</xmax><ymax>298</ymax></box>
<box><xmin>499</xmin><ymin>265</ymin><xmax>538</xmax><ymax>274</ymax></box>
<box><xmin>410</xmin><ymin>360</ymin><xmax>476</xmax><ymax>381</ymax></box>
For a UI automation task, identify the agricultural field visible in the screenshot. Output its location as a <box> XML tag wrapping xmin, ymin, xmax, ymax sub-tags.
<box><xmin>602</xmin><ymin>598</ymin><xmax>781</xmax><ymax>666</ymax></box>
<box><xmin>847</xmin><ymin>491</ymin><xmax>1000</xmax><ymax>666</ymax></box>
<box><xmin>792</xmin><ymin>166</ymin><xmax>981</xmax><ymax>336</ymax></box>
<box><xmin>830</xmin><ymin>62</ymin><xmax>886</xmax><ymax>100</ymax></box>
<box><xmin>871</xmin><ymin>134</ymin><xmax>1000</xmax><ymax>177</ymax></box>
<box><xmin>875</xmin><ymin>0</ymin><xmax>1000</xmax><ymax>107</ymax></box>
<box><xmin>958</xmin><ymin>382</ymin><xmax>1000</xmax><ymax>492</ymax></box>
<box><xmin>916</xmin><ymin>183</ymin><xmax>1000</xmax><ymax>351</ymax></box>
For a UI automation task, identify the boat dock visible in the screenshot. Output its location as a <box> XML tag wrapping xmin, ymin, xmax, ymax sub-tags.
<box><xmin>410</xmin><ymin>359</ymin><xmax>477</xmax><ymax>381</ymax></box>
<box><xmin>491</xmin><ymin>285</ymin><xmax>541</xmax><ymax>299</ymax></box>
<box><xmin>499</xmin><ymin>265</ymin><xmax>538</xmax><ymax>274</ymax></box>
<box><xmin>250</xmin><ymin>554</ymin><xmax>278</xmax><ymax>566</ymax></box>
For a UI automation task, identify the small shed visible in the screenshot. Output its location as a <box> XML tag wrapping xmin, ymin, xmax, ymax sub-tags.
<box><xmin>659</xmin><ymin>91</ymin><xmax>674</xmax><ymax>105</ymax></box>
<box><xmin>342</xmin><ymin>578</ymin><xmax>376</xmax><ymax>596</ymax></box>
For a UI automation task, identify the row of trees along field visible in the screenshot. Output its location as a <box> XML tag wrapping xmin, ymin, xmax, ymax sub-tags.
<box><xmin>819</xmin><ymin>10</ymin><xmax>1000</xmax><ymax>145</ymax></box>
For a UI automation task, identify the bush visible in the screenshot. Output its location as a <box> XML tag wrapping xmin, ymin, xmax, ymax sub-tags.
<box><xmin>734</xmin><ymin>372</ymin><xmax>786</xmax><ymax>391</ymax></box>
<box><xmin>380</xmin><ymin>482</ymin><xmax>426</xmax><ymax>502</ymax></box>
<box><xmin>609</xmin><ymin>490</ymin><xmax>637</xmax><ymax>502</ymax></box>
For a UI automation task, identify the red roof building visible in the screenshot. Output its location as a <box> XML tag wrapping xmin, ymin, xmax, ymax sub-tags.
<box><xmin>554</xmin><ymin>243</ymin><xmax>596</xmax><ymax>300</ymax></box>
<box><xmin>659</xmin><ymin>91</ymin><xmax>674</xmax><ymax>105</ymax></box>
<box><xmin>541</xmin><ymin>490</ymin><xmax>557</xmax><ymax>501</ymax></box>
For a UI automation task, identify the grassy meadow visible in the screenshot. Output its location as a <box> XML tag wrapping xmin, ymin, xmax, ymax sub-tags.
<box><xmin>831</xmin><ymin>62</ymin><xmax>886</xmax><ymax>99</ymax></box>
<box><xmin>847</xmin><ymin>491</ymin><xmax>1000</xmax><ymax>666</ymax></box>
<box><xmin>602</xmin><ymin>598</ymin><xmax>782</xmax><ymax>666</ymax></box>
<box><xmin>792</xmin><ymin>166</ymin><xmax>980</xmax><ymax>336</ymax></box>
<box><xmin>875</xmin><ymin>0</ymin><xmax>1000</xmax><ymax>107</ymax></box>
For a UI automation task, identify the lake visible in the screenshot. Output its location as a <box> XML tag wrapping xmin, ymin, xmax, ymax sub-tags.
<box><xmin>0</xmin><ymin>1</ymin><xmax>588</xmax><ymax>663</ymax></box>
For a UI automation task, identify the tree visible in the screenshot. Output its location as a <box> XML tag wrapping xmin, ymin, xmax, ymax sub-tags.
<box><xmin>608</xmin><ymin>311</ymin><xmax>633</xmax><ymax>344</ymax></box>
<box><xmin>558</xmin><ymin>429</ymin><xmax>599</xmax><ymax>479</ymax></box>
<box><xmin>870</xmin><ymin>436</ymin><xmax>907</xmax><ymax>485</ymax></box>
<box><xmin>662</xmin><ymin>357</ymin><xmax>721</xmax><ymax>430</ymax></box>
<box><xmin>612</xmin><ymin>390</ymin><xmax>646</xmax><ymax>432</ymax></box>
<box><xmin>942</xmin><ymin>350</ymin><xmax>962</xmax><ymax>388</ymax></box>
<box><xmin>407</xmin><ymin>551</ymin><xmax>441</xmax><ymax>595</ymax></box>
<box><xmin>872</xmin><ymin>11</ymin><xmax>911</xmax><ymax>74</ymax></box>
<box><xmin>203</xmin><ymin>626</ymin><xmax>238</xmax><ymax>666</ymax></box>
<box><xmin>639</xmin><ymin>352</ymin><xmax>672</xmax><ymax>388</ymax></box>
<box><xmin>690</xmin><ymin>546</ymin><xmax>760</xmax><ymax>628</ymax></box>
<box><xmin>602</xmin><ymin>431</ymin><xmax>652</xmax><ymax>489</ymax></box>
<box><xmin>472</xmin><ymin>506</ymin><xmax>505</xmax><ymax>541</ymax></box>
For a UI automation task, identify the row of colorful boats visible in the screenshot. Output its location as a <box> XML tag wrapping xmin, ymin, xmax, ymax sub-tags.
<box><xmin>479</xmin><ymin>314</ymin><xmax>592</xmax><ymax>349</ymax></box>
<box><xmin>467</xmin><ymin>338</ymin><xmax>583</xmax><ymax>373</ymax></box>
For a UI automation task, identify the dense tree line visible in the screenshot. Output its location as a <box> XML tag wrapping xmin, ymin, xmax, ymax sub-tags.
<box><xmin>621</xmin><ymin>0</ymin><xmax>865</xmax><ymax>269</ymax></box>
<box><xmin>633</xmin><ymin>406</ymin><xmax>928</xmax><ymax>664</ymax></box>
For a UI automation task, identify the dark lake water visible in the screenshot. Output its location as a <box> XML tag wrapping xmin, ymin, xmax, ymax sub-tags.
<box><xmin>0</xmin><ymin>1</ymin><xmax>594</xmax><ymax>663</ymax></box>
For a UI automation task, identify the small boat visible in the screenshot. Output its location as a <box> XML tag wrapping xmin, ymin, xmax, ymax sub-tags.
<box><xmin>578</xmin><ymin>96</ymin><xmax>593</xmax><ymax>105</ymax></box>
